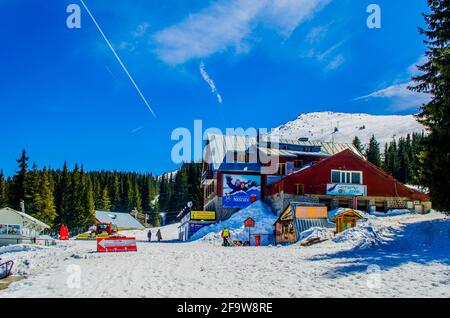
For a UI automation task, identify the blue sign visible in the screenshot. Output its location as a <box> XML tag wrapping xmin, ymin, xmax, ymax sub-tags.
<box><xmin>222</xmin><ymin>174</ymin><xmax>261</xmax><ymax>208</ymax></box>
<box><xmin>326</xmin><ymin>183</ymin><xmax>367</xmax><ymax>196</ymax></box>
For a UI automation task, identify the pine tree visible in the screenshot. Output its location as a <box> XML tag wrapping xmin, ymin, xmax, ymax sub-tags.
<box><xmin>133</xmin><ymin>180</ymin><xmax>142</xmax><ymax>212</ymax></box>
<box><xmin>126</xmin><ymin>177</ymin><xmax>134</xmax><ymax>212</ymax></box>
<box><xmin>57</xmin><ymin>162</ymin><xmax>71</xmax><ymax>226</ymax></box>
<box><xmin>352</xmin><ymin>136</ymin><xmax>364</xmax><ymax>154</ymax></box>
<box><xmin>32</xmin><ymin>168</ymin><xmax>57</xmax><ymax>227</ymax></box>
<box><xmin>99</xmin><ymin>187</ymin><xmax>112</xmax><ymax>211</ymax></box>
<box><xmin>111</xmin><ymin>174</ymin><xmax>122</xmax><ymax>211</ymax></box>
<box><xmin>68</xmin><ymin>164</ymin><xmax>86</xmax><ymax>230</ymax></box>
<box><xmin>12</xmin><ymin>149</ymin><xmax>29</xmax><ymax>210</ymax></box>
<box><xmin>27</xmin><ymin>163</ymin><xmax>42</xmax><ymax>216</ymax></box>
<box><xmin>409</xmin><ymin>0</ymin><xmax>450</xmax><ymax>213</ymax></box>
<box><xmin>0</xmin><ymin>171</ymin><xmax>9</xmax><ymax>208</ymax></box>
<box><xmin>173</xmin><ymin>169</ymin><xmax>188</xmax><ymax>209</ymax></box>
<box><xmin>151</xmin><ymin>201</ymin><xmax>162</xmax><ymax>227</ymax></box>
<box><xmin>82</xmin><ymin>175</ymin><xmax>96</xmax><ymax>227</ymax></box>
<box><xmin>365</xmin><ymin>135</ymin><xmax>381</xmax><ymax>167</ymax></box>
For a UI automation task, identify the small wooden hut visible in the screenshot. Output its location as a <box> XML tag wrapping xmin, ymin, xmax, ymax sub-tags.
<box><xmin>328</xmin><ymin>208</ymin><xmax>365</xmax><ymax>233</ymax></box>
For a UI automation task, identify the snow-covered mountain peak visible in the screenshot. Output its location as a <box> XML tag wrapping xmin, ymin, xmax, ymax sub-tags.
<box><xmin>273</xmin><ymin>111</ymin><xmax>426</xmax><ymax>145</ymax></box>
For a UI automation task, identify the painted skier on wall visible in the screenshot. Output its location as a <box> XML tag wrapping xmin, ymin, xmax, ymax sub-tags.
<box><xmin>222</xmin><ymin>175</ymin><xmax>261</xmax><ymax>208</ymax></box>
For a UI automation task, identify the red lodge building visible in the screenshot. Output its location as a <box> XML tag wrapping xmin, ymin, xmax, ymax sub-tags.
<box><xmin>265</xmin><ymin>149</ymin><xmax>431</xmax><ymax>213</ymax></box>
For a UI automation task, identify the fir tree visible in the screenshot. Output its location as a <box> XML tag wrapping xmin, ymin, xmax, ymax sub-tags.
<box><xmin>68</xmin><ymin>164</ymin><xmax>85</xmax><ymax>229</ymax></box>
<box><xmin>0</xmin><ymin>171</ymin><xmax>9</xmax><ymax>208</ymax></box>
<box><xmin>133</xmin><ymin>180</ymin><xmax>142</xmax><ymax>212</ymax></box>
<box><xmin>12</xmin><ymin>149</ymin><xmax>29</xmax><ymax>210</ymax></box>
<box><xmin>352</xmin><ymin>136</ymin><xmax>364</xmax><ymax>154</ymax></box>
<box><xmin>99</xmin><ymin>187</ymin><xmax>112</xmax><ymax>211</ymax></box>
<box><xmin>32</xmin><ymin>168</ymin><xmax>57</xmax><ymax>227</ymax></box>
<box><xmin>82</xmin><ymin>175</ymin><xmax>96</xmax><ymax>227</ymax></box>
<box><xmin>409</xmin><ymin>0</ymin><xmax>450</xmax><ymax>213</ymax></box>
<box><xmin>365</xmin><ymin>135</ymin><xmax>381</xmax><ymax>167</ymax></box>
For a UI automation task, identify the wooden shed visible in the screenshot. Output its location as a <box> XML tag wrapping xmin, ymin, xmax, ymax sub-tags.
<box><xmin>274</xmin><ymin>202</ymin><xmax>332</xmax><ymax>244</ymax></box>
<box><xmin>328</xmin><ymin>208</ymin><xmax>366</xmax><ymax>233</ymax></box>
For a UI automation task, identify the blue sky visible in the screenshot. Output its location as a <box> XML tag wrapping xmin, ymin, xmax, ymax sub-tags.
<box><xmin>0</xmin><ymin>0</ymin><xmax>430</xmax><ymax>176</ymax></box>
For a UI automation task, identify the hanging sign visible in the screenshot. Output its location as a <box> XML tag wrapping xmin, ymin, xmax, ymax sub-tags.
<box><xmin>244</xmin><ymin>217</ymin><xmax>255</xmax><ymax>228</ymax></box>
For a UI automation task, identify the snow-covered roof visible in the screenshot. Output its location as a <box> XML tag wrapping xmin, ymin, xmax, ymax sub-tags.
<box><xmin>95</xmin><ymin>211</ymin><xmax>145</xmax><ymax>230</ymax></box>
<box><xmin>204</xmin><ymin>133</ymin><xmax>363</xmax><ymax>171</ymax></box>
<box><xmin>259</xmin><ymin>147</ymin><xmax>330</xmax><ymax>158</ymax></box>
<box><xmin>0</xmin><ymin>207</ymin><xmax>50</xmax><ymax>230</ymax></box>
<box><xmin>328</xmin><ymin>208</ymin><xmax>366</xmax><ymax>222</ymax></box>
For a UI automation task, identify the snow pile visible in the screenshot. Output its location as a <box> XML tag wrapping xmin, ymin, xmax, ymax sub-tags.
<box><xmin>299</xmin><ymin>227</ymin><xmax>334</xmax><ymax>245</ymax></box>
<box><xmin>332</xmin><ymin>223</ymin><xmax>386</xmax><ymax>249</ymax></box>
<box><xmin>189</xmin><ymin>201</ymin><xmax>277</xmax><ymax>244</ymax></box>
<box><xmin>0</xmin><ymin>244</ymin><xmax>45</xmax><ymax>255</ymax></box>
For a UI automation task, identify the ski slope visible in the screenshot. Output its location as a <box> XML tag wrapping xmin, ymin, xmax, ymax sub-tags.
<box><xmin>273</xmin><ymin>112</ymin><xmax>426</xmax><ymax>146</ymax></box>
<box><xmin>0</xmin><ymin>212</ymin><xmax>449</xmax><ymax>298</ymax></box>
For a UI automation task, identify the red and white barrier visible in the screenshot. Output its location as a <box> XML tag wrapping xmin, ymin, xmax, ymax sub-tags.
<box><xmin>97</xmin><ymin>237</ymin><xmax>137</xmax><ymax>253</ymax></box>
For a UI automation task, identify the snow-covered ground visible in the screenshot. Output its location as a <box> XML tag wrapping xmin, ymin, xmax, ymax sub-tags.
<box><xmin>0</xmin><ymin>212</ymin><xmax>449</xmax><ymax>298</ymax></box>
<box><xmin>273</xmin><ymin>112</ymin><xmax>426</xmax><ymax>145</ymax></box>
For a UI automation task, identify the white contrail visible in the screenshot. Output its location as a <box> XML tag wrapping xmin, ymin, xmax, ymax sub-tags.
<box><xmin>199</xmin><ymin>62</ymin><xmax>223</xmax><ymax>104</ymax></box>
<box><xmin>79</xmin><ymin>0</ymin><xmax>156</xmax><ymax>117</ymax></box>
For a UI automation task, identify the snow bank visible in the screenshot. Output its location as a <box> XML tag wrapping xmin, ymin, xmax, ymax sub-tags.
<box><xmin>0</xmin><ymin>244</ymin><xmax>46</xmax><ymax>255</ymax></box>
<box><xmin>332</xmin><ymin>223</ymin><xmax>383</xmax><ymax>248</ymax></box>
<box><xmin>189</xmin><ymin>201</ymin><xmax>277</xmax><ymax>244</ymax></box>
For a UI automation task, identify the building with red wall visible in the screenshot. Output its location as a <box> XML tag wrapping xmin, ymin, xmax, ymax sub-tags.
<box><xmin>265</xmin><ymin>149</ymin><xmax>431</xmax><ymax>213</ymax></box>
<box><xmin>202</xmin><ymin>134</ymin><xmax>362</xmax><ymax>220</ymax></box>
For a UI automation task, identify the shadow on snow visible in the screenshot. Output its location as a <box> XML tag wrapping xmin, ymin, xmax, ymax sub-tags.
<box><xmin>309</xmin><ymin>218</ymin><xmax>450</xmax><ymax>278</ymax></box>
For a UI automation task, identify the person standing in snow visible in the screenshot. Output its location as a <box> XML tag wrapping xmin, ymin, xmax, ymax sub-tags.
<box><xmin>147</xmin><ymin>230</ymin><xmax>152</xmax><ymax>242</ymax></box>
<box><xmin>221</xmin><ymin>227</ymin><xmax>231</xmax><ymax>247</ymax></box>
<box><xmin>156</xmin><ymin>229</ymin><xmax>162</xmax><ymax>242</ymax></box>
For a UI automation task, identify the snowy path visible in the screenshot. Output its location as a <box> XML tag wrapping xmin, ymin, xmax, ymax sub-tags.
<box><xmin>1</xmin><ymin>214</ymin><xmax>449</xmax><ymax>298</ymax></box>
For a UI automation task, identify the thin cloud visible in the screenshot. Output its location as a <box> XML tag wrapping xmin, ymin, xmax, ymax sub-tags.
<box><xmin>301</xmin><ymin>40</ymin><xmax>347</xmax><ymax>72</ymax></box>
<box><xmin>356</xmin><ymin>82</ymin><xmax>431</xmax><ymax>111</ymax></box>
<box><xmin>305</xmin><ymin>24</ymin><xmax>329</xmax><ymax>43</ymax></box>
<box><xmin>153</xmin><ymin>0</ymin><xmax>330</xmax><ymax>65</ymax></box>
<box><xmin>356</xmin><ymin>56</ymin><xmax>431</xmax><ymax>111</ymax></box>
<box><xmin>131</xmin><ymin>126</ymin><xmax>144</xmax><ymax>134</ymax></box>
<box><xmin>199</xmin><ymin>62</ymin><xmax>223</xmax><ymax>104</ymax></box>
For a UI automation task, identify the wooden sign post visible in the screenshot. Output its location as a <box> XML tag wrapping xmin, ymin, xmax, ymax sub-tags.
<box><xmin>244</xmin><ymin>217</ymin><xmax>255</xmax><ymax>245</ymax></box>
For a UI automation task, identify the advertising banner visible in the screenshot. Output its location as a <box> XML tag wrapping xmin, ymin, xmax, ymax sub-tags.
<box><xmin>222</xmin><ymin>174</ymin><xmax>261</xmax><ymax>208</ymax></box>
<box><xmin>190</xmin><ymin>211</ymin><xmax>216</xmax><ymax>221</ymax></box>
<box><xmin>326</xmin><ymin>183</ymin><xmax>367</xmax><ymax>196</ymax></box>
<box><xmin>97</xmin><ymin>237</ymin><xmax>137</xmax><ymax>253</ymax></box>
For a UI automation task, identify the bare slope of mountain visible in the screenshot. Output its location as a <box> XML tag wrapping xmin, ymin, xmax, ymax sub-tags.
<box><xmin>273</xmin><ymin>112</ymin><xmax>426</xmax><ymax>145</ymax></box>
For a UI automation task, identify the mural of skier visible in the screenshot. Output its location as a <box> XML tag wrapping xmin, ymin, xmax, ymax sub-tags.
<box><xmin>222</xmin><ymin>175</ymin><xmax>261</xmax><ymax>208</ymax></box>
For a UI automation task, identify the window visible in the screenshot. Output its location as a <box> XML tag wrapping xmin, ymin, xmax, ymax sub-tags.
<box><xmin>278</xmin><ymin>163</ymin><xmax>286</xmax><ymax>176</ymax></box>
<box><xmin>331</xmin><ymin>171</ymin><xmax>341</xmax><ymax>183</ymax></box>
<box><xmin>331</xmin><ymin>170</ymin><xmax>363</xmax><ymax>184</ymax></box>
<box><xmin>294</xmin><ymin>160</ymin><xmax>303</xmax><ymax>168</ymax></box>
<box><xmin>351</xmin><ymin>172</ymin><xmax>361</xmax><ymax>184</ymax></box>
<box><xmin>294</xmin><ymin>184</ymin><xmax>304</xmax><ymax>195</ymax></box>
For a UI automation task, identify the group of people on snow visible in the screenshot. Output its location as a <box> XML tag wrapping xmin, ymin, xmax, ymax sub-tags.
<box><xmin>147</xmin><ymin>229</ymin><xmax>162</xmax><ymax>242</ymax></box>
